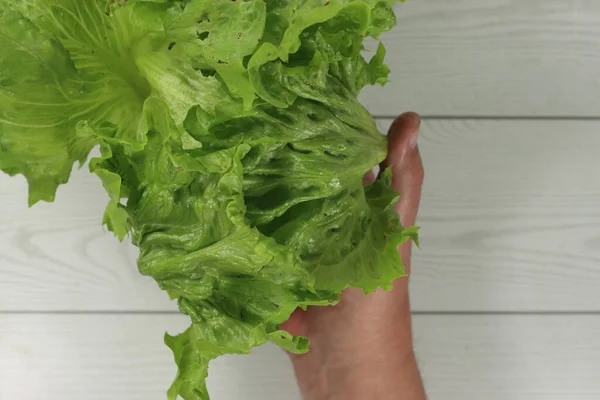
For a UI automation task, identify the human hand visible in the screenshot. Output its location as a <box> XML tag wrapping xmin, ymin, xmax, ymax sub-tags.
<box><xmin>281</xmin><ymin>112</ymin><xmax>426</xmax><ymax>400</ymax></box>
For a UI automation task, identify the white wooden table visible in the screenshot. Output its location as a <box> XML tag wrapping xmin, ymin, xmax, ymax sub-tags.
<box><xmin>2</xmin><ymin>1</ymin><xmax>600</xmax><ymax>399</ymax></box>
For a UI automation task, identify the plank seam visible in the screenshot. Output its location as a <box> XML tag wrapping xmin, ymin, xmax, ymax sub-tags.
<box><xmin>2</xmin><ymin>310</ymin><xmax>600</xmax><ymax>316</ymax></box>
<box><xmin>373</xmin><ymin>115</ymin><xmax>600</xmax><ymax>121</ymax></box>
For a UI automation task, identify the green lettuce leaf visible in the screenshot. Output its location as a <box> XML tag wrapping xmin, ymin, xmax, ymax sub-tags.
<box><xmin>0</xmin><ymin>1</ymin><xmax>414</xmax><ymax>399</ymax></box>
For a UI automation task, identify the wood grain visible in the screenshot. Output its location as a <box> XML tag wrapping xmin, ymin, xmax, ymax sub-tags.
<box><xmin>378</xmin><ymin>118</ymin><xmax>600</xmax><ymax>311</ymax></box>
<box><xmin>1</xmin><ymin>314</ymin><xmax>598</xmax><ymax>400</ymax></box>
<box><xmin>361</xmin><ymin>0</ymin><xmax>600</xmax><ymax>117</ymax></box>
<box><xmin>0</xmin><ymin>169</ymin><xmax>174</xmax><ymax>312</ymax></box>
<box><xmin>1</xmin><ymin>119</ymin><xmax>599</xmax><ymax>312</ymax></box>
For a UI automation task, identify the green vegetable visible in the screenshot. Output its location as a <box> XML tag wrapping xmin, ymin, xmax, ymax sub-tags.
<box><xmin>0</xmin><ymin>0</ymin><xmax>416</xmax><ymax>398</ymax></box>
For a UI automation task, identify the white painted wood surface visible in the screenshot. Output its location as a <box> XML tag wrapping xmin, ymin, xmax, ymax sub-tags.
<box><xmin>2</xmin><ymin>119</ymin><xmax>599</xmax><ymax>312</ymax></box>
<box><xmin>1</xmin><ymin>314</ymin><xmax>599</xmax><ymax>400</ymax></box>
<box><xmin>2</xmin><ymin>1</ymin><xmax>600</xmax><ymax>398</ymax></box>
<box><xmin>361</xmin><ymin>0</ymin><xmax>600</xmax><ymax>116</ymax></box>
<box><xmin>0</xmin><ymin>314</ymin><xmax>300</xmax><ymax>400</ymax></box>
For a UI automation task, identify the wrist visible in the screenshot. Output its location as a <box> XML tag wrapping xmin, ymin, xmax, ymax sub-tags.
<box><xmin>296</xmin><ymin>349</ymin><xmax>419</xmax><ymax>400</ymax></box>
<box><xmin>292</xmin><ymin>316</ymin><xmax>417</xmax><ymax>399</ymax></box>
<box><xmin>288</xmin><ymin>284</ymin><xmax>420</xmax><ymax>399</ymax></box>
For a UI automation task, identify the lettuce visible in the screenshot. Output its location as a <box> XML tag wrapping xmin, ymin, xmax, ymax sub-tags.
<box><xmin>0</xmin><ymin>1</ymin><xmax>415</xmax><ymax>398</ymax></box>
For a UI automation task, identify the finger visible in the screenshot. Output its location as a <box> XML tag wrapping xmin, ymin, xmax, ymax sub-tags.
<box><xmin>381</xmin><ymin>113</ymin><xmax>424</xmax><ymax>277</ymax></box>
<box><xmin>380</xmin><ymin>112</ymin><xmax>424</xmax><ymax>228</ymax></box>
<box><xmin>363</xmin><ymin>169</ymin><xmax>376</xmax><ymax>185</ymax></box>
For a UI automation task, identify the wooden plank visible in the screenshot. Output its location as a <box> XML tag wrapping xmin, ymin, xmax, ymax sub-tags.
<box><xmin>1</xmin><ymin>314</ymin><xmax>599</xmax><ymax>400</ymax></box>
<box><xmin>1</xmin><ymin>119</ymin><xmax>599</xmax><ymax>312</ymax></box>
<box><xmin>361</xmin><ymin>0</ymin><xmax>600</xmax><ymax>116</ymax></box>
<box><xmin>414</xmin><ymin>315</ymin><xmax>600</xmax><ymax>400</ymax></box>
<box><xmin>0</xmin><ymin>168</ymin><xmax>175</xmax><ymax>312</ymax></box>
<box><xmin>377</xmin><ymin>119</ymin><xmax>600</xmax><ymax>311</ymax></box>
<box><xmin>0</xmin><ymin>314</ymin><xmax>299</xmax><ymax>400</ymax></box>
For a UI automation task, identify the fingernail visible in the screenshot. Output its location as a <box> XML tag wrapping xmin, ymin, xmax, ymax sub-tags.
<box><xmin>408</xmin><ymin>126</ymin><xmax>420</xmax><ymax>150</ymax></box>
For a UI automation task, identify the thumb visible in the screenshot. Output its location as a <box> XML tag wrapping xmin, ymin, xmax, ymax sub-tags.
<box><xmin>381</xmin><ymin>113</ymin><xmax>424</xmax><ymax>280</ymax></box>
<box><xmin>380</xmin><ymin>112</ymin><xmax>424</xmax><ymax>229</ymax></box>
